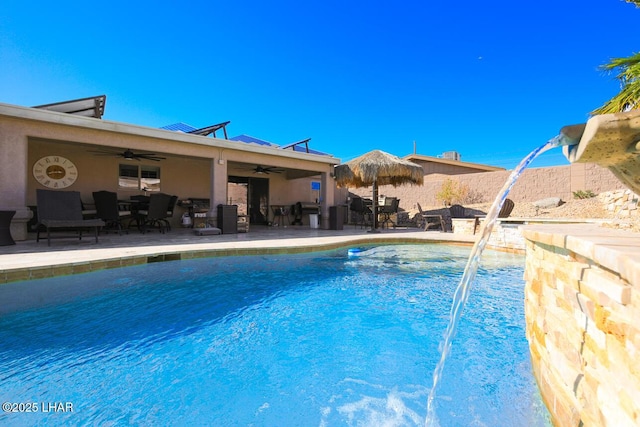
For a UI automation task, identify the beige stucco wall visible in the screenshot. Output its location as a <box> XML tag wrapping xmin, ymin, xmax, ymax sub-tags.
<box><xmin>27</xmin><ymin>138</ymin><xmax>214</xmax><ymax>205</ymax></box>
<box><xmin>522</xmin><ymin>224</ymin><xmax>640</xmax><ymax>426</ymax></box>
<box><xmin>1</xmin><ymin>103</ymin><xmax>338</xmax><ymax>237</ymax></box>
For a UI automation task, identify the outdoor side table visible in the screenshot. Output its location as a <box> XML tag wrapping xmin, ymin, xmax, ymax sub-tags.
<box><xmin>0</xmin><ymin>210</ymin><xmax>16</xmax><ymax>246</ymax></box>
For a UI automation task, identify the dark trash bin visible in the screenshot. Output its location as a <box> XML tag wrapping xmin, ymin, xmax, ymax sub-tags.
<box><xmin>217</xmin><ymin>204</ymin><xmax>238</xmax><ymax>234</ymax></box>
<box><xmin>0</xmin><ymin>210</ymin><xmax>16</xmax><ymax>246</ymax></box>
<box><xmin>329</xmin><ymin>206</ymin><xmax>345</xmax><ymax>230</ymax></box>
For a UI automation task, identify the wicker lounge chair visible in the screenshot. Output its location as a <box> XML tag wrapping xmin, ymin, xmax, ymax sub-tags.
<box><xmin>36</xmin><ymin>189</ymin><xmax>105</xmax><ymax>246</ymax></box>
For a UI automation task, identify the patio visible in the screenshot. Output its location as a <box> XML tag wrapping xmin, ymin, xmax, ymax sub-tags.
<box><xmin>0</xmin><ymin>225</ymin><xmax>475</xmax><ymax>284</ymax></box>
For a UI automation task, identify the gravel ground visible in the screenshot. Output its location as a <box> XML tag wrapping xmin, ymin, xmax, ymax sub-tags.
<box><xmin>465</xmin><ymin>196</ymin><xmax>640</xmax><ymax>232</ymax></box>
<box><xmin>418</xmin><ymin>194</ymin><xmax>640</xmax><ymax>232</ymax></box>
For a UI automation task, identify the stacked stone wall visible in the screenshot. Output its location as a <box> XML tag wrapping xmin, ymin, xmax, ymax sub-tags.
<box><xmin>599</xmin><ymin>189</ymin><xmax>639</xmax><ymax>218</ymax></box>
<box><xmin>523</xmin><ymin>228</ymin><xmax>640</xmax><ymax>426</ymax></box>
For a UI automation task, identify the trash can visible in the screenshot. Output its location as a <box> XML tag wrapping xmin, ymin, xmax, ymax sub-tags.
<box><xmin>309</xmin><ymin>213</ymin><xmax>319</xmax><ymax>229</ymax></box>
<box><xmin>329</xmin><ymin>206</ymin><xmax>344</xmax><ymax>230</ymax></box>
<box><xmin>217</xmin><ymin>204</ymin><xmax>238</xmax><ymax>234</ymax></box>
<box><xmin>0</xmin><ymin>210</ymin><xmax>16</xmax><ymax>246</ymax></box>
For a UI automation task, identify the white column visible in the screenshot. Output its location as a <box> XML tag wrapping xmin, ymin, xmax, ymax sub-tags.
<box><xmin>208</xmin><ymin>158</ymin><xmax>228</xmax><ymax>219</ymax></box>
<box><xmin>0</xmin><ymin>130</ymin><xmax>32</xmax><ymax>240</ymax></box>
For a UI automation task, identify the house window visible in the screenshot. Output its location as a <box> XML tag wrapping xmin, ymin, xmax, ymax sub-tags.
<box><xmin>119</xmin><ymin>164</ymin><xmax>161</xmax><ymax>192</ymax></box>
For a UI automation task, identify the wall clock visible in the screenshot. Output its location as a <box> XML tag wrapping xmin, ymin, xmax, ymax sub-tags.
<box><xmin>33</xmin><ymin>156</ymin><xmax>78</xmax><ymax>189</ymax></box>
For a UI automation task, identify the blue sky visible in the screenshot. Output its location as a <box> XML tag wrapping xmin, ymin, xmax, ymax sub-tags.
<box><xmin>1</xmin><ymin>0</ymin><xmax>638</xmax><ymax>169</ymax></box>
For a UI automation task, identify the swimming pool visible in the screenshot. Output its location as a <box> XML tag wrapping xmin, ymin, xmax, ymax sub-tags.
<box><xmin>0</xmin><ymin>244</ymin><xmax>550</xmax><ymax>426</ymax></box>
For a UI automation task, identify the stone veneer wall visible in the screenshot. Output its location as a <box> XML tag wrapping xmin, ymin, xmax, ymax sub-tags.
<box><xmin>522</xmin><ymin>224</ymin><xmax>640</xmax><ymax>426</ymax></box>
<box><xmin>451</xmin><ymin>218</ymin><xmax>527</xmax><ymax>251</ymax></box>
<box><xmin>600</xmin><ymin>189</ymin><xmax>639</xmax><ymax>218</ymax></box>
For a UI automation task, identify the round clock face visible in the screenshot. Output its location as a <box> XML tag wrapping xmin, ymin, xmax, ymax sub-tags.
<box><xmin>33</xmin><ymin>156</ymin><xmax>78</xmax><ymax>189</ymax></box>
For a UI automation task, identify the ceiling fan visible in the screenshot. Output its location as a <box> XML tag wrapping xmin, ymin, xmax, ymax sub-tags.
<box><xmin>247</xmin><ymin>165</ymin><xmax>285</xmax><ymax>174</ymax></box>
<box><xmin>88</xmin><ymin>148</ymin><xmax>166</xmax><ymax>161</ymax></box>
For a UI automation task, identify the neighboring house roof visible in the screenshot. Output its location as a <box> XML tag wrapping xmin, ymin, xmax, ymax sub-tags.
<box><xmin>404</xmin><ymin>154</ymin><xmax>504</xmax><ymax>172</ymax></box>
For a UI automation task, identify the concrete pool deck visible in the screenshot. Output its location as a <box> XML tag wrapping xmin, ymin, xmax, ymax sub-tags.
<box><xmin>0</xmin><ymin>225</ymin><xmax>477</xmax><ymax>284</ymax></box>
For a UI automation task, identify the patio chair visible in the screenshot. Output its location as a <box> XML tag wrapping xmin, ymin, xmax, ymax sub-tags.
<box><xmin>449</xmin><ymin>204</ymin><xmax>466</xmax><ymax>218</ymax></box>
<box><xmin>417</xmin><ymin>203</ymin><xmax>445</xmax><ymax>231</ymax></box>
<box><xmin>135</xmin><ymin>192</ymin><xmax>172</xmax><ymax>234</ymax></box>
<box><xmin>290</xmin><ymin>202</ymin><xmax>303</xmax><ymax>225</ymax></box>
<box><xmin>162</xmin><ymin>195</ymin><xmax>178</xmax><ymax>231</ymax></box>
<box><xmin>473</xmin><ymin>198</ymin><xmax>515</xmax><ymax>234</ymax></box>
<box><xmin>350</xmin><ymin>197</ymin><xmax>372</xmax><ymax>229</ymax></box>
<box><xmin>93</xmin><ymin>190</ymin><xmax>131</xmax><ymax>235</ymax></box>
<box><xmin>379</xmin><ymin>197</ymin><xmax>399</xmax><ymax>228</ymax></box>
<box><xmin>271</xmin><ymin>205</ymin><xmax>290</xmax><ymax>227</ymax></box>
<box><xmin>128</xmin><ymin>194</ymin><xmax>150</xmax><ymax>230</ymax></box>
<box><xmin>36</xmin><ymin>189</ymin><xmax>105</xmax><ymax>246</ymax></box>
<box><xmin>445</xmin><ymin>204</ymin><xmax>468</xmax><ymax>233</ymax></box>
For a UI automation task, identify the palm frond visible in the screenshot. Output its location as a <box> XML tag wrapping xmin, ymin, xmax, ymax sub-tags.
<box><xmin>592</xmin><ymin>52</ymin><xmax>640</xmax><ymax>115</ymax></box>
<box><xmin>591</xmin><ymin>0</ymin><xmax>640</xmax><ymax>115</ymax></box>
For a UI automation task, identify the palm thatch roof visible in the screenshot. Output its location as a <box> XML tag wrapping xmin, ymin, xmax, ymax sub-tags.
<box><xmin>334</xmin><ymin>149</ymin><xmax>424</xmax><ymax>188</ymax></box>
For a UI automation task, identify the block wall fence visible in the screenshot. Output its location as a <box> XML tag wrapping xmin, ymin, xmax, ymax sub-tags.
<box><xmin>336</xmin><ymin>162</ymin><xmax>623</xmax><ymax>211</ymax></box>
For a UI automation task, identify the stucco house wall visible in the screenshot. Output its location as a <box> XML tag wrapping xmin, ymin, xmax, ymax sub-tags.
<box><xmin>1</xmin><ymin>102</ymin><xmax>339</xmax><ymax>238</ymax></box>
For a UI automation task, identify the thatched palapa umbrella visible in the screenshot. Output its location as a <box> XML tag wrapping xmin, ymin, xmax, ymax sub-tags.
<box><xmin>334</xmin><ymin>149</ymin><xmax>424</xmax><ymax>230</ymax></box>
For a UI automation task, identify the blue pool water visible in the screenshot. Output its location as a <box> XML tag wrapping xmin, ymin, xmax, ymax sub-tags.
<box><xmin>0</xmin><ymin>245</ymin><xmax>550</xmax><ymax>426</ymax></box>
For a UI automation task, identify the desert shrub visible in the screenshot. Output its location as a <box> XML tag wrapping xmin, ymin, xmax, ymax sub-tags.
<box><xmin>573</xmin><ymin>190</ymin><xmax>596</xmax><ymax>199</ymax></box>
<box><xmin>462</xmin><ymin>188</ymin><xmax>486</xmax><ymax>204</ymax></box>
<box><xmin>436</xmin><ymin>178</ymin><xmax>469</xmax><ymax>206</ymax></box>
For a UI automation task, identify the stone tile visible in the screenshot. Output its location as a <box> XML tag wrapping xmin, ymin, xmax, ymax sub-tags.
<box><xmin>581</xmin><ymin>269</ymin><xmax>631</xmax><ymax>305</ymax></box>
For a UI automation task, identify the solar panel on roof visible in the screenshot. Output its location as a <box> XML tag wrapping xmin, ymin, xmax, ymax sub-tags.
<box><xmin>293</xmin><ymin>146</ymin><xmax>328</xmax><ymax>155</ymax></box>
<box><xmin>229</xmin><ymin>134</ymin><xmax>277</xmax><ymax>147</ymax></box>
<box><xmin>33</xmin><ymin>95</ymin><xmax>106</xmax><ymax>119</ymax></box>
<box><xmin>160</xmin><ymin>123</ymin><xmax>197</xmax><ymax>132</ymax></box>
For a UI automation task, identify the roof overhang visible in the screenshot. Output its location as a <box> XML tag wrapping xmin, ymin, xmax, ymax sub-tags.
<box><xmin>0</xmin><ymin>102</ymin><xmax>340</xmax><ymax>166</ymax></box>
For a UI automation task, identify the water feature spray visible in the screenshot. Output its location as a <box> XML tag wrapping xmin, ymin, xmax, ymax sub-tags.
<box><xmin>427</xmin><ymin>110</ymin><xmax>640</xmax><ymax>425</ymax></box>
<box><xmin>425</xmin><ymin>128</ymin><xmax>581</xmax><ymax>426</ymax></box>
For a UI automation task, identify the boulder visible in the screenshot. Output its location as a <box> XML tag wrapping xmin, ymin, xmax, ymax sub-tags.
<box><xmin>533</xmin><ymin>197</ymin><xmax>564</xmax><ymax>209</ymax></box>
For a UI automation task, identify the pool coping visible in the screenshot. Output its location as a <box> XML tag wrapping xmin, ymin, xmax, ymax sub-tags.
<box><xmin>520</xmin><ymin>223</ymin><xmax>640</xmax><ymax>287</ymax></box>
<box><xmin>0</xmin><ymin>231</ymin><xmax>480</xmax><ymax>284</ymax></box>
